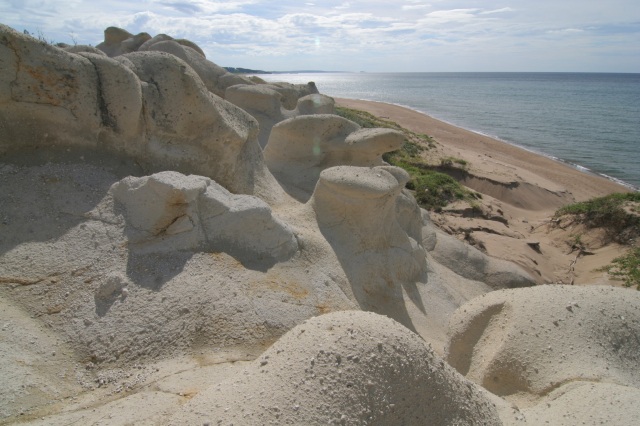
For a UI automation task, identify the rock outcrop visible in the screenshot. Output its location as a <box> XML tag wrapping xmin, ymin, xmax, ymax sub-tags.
<box><xmin>171</xmin><ymin>310</ymin><xmax>502</xmax><ymax>425</ymax></box>
<box><xmin>264</xmin><ymin>114</ymin><xmax>404</xmax><ymax>200</ymax></box>
<box><xmin>446</xmin><ymin>285</ymin><xmax>640</xmax><ymax>399</ymax></box>
<box><xmin>110</xmin><ymin>171</ymin><xmax>298</xmax><ymax>264</ymax></box>
<box><xmin>311</xmin><ymin>166</ymin><xmax>428</xmax><ymax>330</ymax></box>
<box><xmin>3</xmin><ymin>22</ymin><xmax>635</xmax><ymax>426</ymax></box>
<box><xmin>226</xmin><ymin>83</ymin><xmax>334</xmax><ymax>147</ymax></box>
<box><xmin>0</xmin><ymin>24</ymin><xmax>278</xmax><ymax>198</ymax></box>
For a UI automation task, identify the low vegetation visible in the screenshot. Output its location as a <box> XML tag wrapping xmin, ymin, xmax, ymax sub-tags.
<box><xmin>598</xmin><ymin>248</ymin><xmax>640</xmax><ymax>290</ymax></box>
<box><xmin>555</xmin><ymin>192</ymin><xmax>640</xmax><ymax>289</ymax></box>
<box><xmin>335</xmin><ymin>106</ymin><xmax>478</xmax><ymax>210</ymax></box>
<box><xmin>554</xmin><ymin>192</ymin><xmax>640</xmax><ymax>242</ymax></box>
<box><xmin>440</xmin><ymin>156</ymin><xmax>468</xmax><ymax>169</ymax></box>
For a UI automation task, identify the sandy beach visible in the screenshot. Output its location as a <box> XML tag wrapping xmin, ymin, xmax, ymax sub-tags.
<box><xmin>335</xmin><ymin>97</ymin><xmax>629</xmax><ymax>202</ymax></box>
<box><xmin>335</xmin><ymin>97</ymin><xmax>633</xmax><ymax>287</ymax></box>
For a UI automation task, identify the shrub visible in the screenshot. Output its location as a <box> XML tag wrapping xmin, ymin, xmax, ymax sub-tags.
<box><xmin>554</xmin><ymin>192</ymin><xmax>640</xmax><ymax>242</ymax></box>
<box><xmin>598</xmin><ymin>247</ymin><xmax>640</xmax><ymax>290</ymax></box>
<box><xmin>440</xmin><ymin>156</ymin><xmax>468</xmax><ymax>168</ymax></box>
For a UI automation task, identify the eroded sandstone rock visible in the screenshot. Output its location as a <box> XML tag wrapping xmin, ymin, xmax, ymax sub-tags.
<box><xmin>111</xmin><ymin>171</ymin><xmax>298</xmax><ymax>264</ymax></box>
<box><xmin>311</xmin><ymin>166</ymin><xmax>427</xmax><ymax>329</ymax></box>
<box><xmin>171</xmin><ymin>311</ymin><xmax>502</xmax><ymax>425</ymax></box>
<box><xmin>446</xmin><ymin>285</ymin><xmax>640</xmax><ymax>400</ymax></box>
<box><xmin>226</xmin><ymin>84</ymin><xmax>335</xmax><ymax>147</ymax></box>
<box><xmin>0</xmin><ymin>25</ymin><xmax>277</xmax><ymax>198</ymax></box>
<box><xmin>264</xmin><ymin>114</ymin><xmax>404</xmax><ymax>200</ymax></box>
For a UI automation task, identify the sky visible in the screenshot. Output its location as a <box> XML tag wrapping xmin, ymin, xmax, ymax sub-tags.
<box><xmin>2</xmin><ymin>0</ymin><xmax>639</xmax><ymax>72</ymax></box>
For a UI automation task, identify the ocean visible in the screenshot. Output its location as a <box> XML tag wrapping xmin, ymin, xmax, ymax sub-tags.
<box><xmin>258</xmin><ymin>72</ymin><xmax>640</xmax><ymax>190</ymax></box>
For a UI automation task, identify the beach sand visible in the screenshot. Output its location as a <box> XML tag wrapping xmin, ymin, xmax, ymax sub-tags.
<box><xmin>335</xmin><ymin>97</ymin><xmax>634</xmax><ymax>286</ymax></box>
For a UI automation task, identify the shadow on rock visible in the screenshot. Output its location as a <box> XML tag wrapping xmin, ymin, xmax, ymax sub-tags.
<box><xmin>111</xmin><ymin>171</ymin><xmax>299</xmax><ymax>275</ymax></box>
<box><xmin>311</xmin><ymin>166</ymin><xmax>429</xmax><ymax>334</ymax></box>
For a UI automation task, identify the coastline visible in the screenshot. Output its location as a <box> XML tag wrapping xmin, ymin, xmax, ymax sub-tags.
<box><xmin>335</xmin><ymin>97</ymin><xmax>635</xmax><ymax>287</ymax></box>
<box><xmin>334</xmin><ymin>97</ymin><xmax>631</xmax><ymax>203</ymax></box>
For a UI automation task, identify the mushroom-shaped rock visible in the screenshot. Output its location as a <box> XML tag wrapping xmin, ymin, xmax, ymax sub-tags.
<box><xmin>264</xmin><ymin>114</ymin><xmax>404</xmax><ymax>200</ymax></box>
<box><xmin>311</xmin><ymin>166</ymin><xmax>427</xmax><ymax>329</ymax></box>
<box><xmin>445</xmin><ymin>285</ymin><xmax>640</xmax><ymax>401</ymax></box>
<box><xmin>313</xmin><ymin>166</ymin><xmax>408</xmax><ymax>247</ymax></box>
<box><xmin>226</xmin><ymin>85</ymin><xmax>336</xmax><ymax>148</ymax></box>
<box><xmin>110</xmin><ymin>171</ymin><xmax>298</xmax><ymax>264</ymax></box>
<box><xmin>265</xmin><ymin>81</ymin><xmax>320</xmax><ymax>109</ymax></box>
<box><xmin>96</xmin><ymin>27</ymin><xmax>151</xmax><ymax>57</ymax></box>
<box><xmin>296</xmin><ymin>93</ymin><xmax>336</xmax><ymax>115</ymax></box>
<box><xmin>171</xmin><ymin>311</ymin><xmax>502</xmax><ymax>425</ymax></box>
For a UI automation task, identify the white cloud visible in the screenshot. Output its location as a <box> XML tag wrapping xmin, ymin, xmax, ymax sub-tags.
<box><xmin>1</xmin><ymin>0</ymin><xmax>638</xmax><ymax>72</ymax></box>
<box><xmin>422</xmin><ymin>9</ymin><xmax>479</xmax><ymax>24</ymax></box>
<box><xmin>402</xmin><ymin>4</ymin><xmax>430</xmax><ymax>11</ymax></box>
<box><xmin>547</xmin><ymin>28</ymin><xmax>584</xmax><ymax>34</ymax></box>
<box><xmin>480</xmin><ymin>7</ymin><xmax>514</xmax><ymax>15</ymax></box>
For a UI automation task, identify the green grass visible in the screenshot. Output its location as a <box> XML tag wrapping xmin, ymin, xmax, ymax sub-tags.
<box><xmin>554</xmin><ymin>192</ymin><xmax>640</xmax><ymax>241</ymax></box>
<box><xmin>597</xmin><ymin>247</ymin><xmax>640</xmax><ymax>290</ymax></box>
<box><xmin>556</xmin><ymin>192</ymin><xmax>640</xmax><ymax>289</ymax></box>
<box><xmin>335</xmin><ymin>106</ymin><xmax>477</xmax><ymax>210</ymax></box>
<box><xmin>440</xmin><ymin>156</ymin><xmax>468</xmax><ymax>169</ymax></box>
<box><xmin>335</xmin><ymin>106</ymin><xmax>436</xmax><ymax>148</ymax></box>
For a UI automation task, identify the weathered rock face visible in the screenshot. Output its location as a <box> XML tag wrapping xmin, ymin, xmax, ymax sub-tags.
<box><xmin>111</xmin><ymin>171</ymin><xmax>299</xmax><ymax>264</ymax></box>
<box><xmin>446</xmin><ymin>285</ymin><xmax>640</xmax><ymax>400</ymax></box>
<box><xmin>0</xmin><ymin>25</ymin><xmax>103</xmax><ymax>149</ymax></box>
<box><xmin>424</xmin><ymin>222</ymin><xmax>536</xmax><ymax>289</ymax></box>
<box><xmin>171</xmin><ymin>311</ymin><xmax>503</xmax><ymax>425</ymax></box>
<box><xmin>226</xmin><ymin>83</ymin><xmax>335</xmax><ymax>147</ymax></box>
<box><xmin>138</xmin><ymin>38</ymin><xmax>234</xmax><ymax>98</ymax></box>
<box><xmin>264</xmin><ymin>114</ymin><xmax>404</xmax><ymax>200</ymax></box>
<box><xmin>311</xmin><ymin>166</ymin><xmax>428</xmax><ymax>330</ymax></box>
<box><xmin>0</xmin><ymin>24</ymin><xmax>278</xmax><ymax>198</ymax></box>
<box><xmin>96</xmin><ymin>27</ymin><xmax>151</xmax><ymax>57</ymax></box>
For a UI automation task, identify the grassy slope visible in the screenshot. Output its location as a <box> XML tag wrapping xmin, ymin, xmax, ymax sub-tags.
<box><xmin>335</xmin><ymin>106</ymin><xmax>478</xmax><ymax>211</ymax></box>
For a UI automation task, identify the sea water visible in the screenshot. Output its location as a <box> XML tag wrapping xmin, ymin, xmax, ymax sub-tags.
<box><xmin>258</xmin><ymin>72</ymin><xmax>640</xmax><ymax>190</ymax></box>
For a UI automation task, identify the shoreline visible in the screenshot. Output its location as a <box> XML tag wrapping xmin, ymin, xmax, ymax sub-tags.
<box><xmin>334</xmin><ymin>97</ymin><xmax>632</xmax><ymax>203</ymax></box>
<box><xmin>377</xmin><ymin>100</ymin><xmax>637</xmax><ymax>192</ymax></box>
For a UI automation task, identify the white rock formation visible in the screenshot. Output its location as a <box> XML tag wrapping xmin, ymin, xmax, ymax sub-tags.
<box><xmin>226</xmin><ymin>83</ymin><xmax>334</xmax><ymax>147</ymax></box>
<box><xmin>311</xmin><ymin>166</ymin><xmax>428</xmax><ymax>330</ymax></box>
<box><xmin>110</xmin><ymin>171</ymin><xmax>298</xmax><ymax>263</ymax></box>
<box><xmin>171</xmin><ymin>310</ymin><xmax>502</xmax><ymax>425</ymax></box>
<box><xmin>0</xmin><ymin>24</ymin><xmax>279</xmax><ymax>199</ymax></box>
<box><xmin>446</xmin><ymin>285</ymin><xmax>640</xmax><ymax>400</ymax></box>
<box><xmin>4</xmin><ymin>22</ymin><xmax>634</xmax><ymax>426</ymax></box>
<box><xmin>264</xmin><ymin>114</ymin><xmax>405</xmax><ymax>200</ymax></box>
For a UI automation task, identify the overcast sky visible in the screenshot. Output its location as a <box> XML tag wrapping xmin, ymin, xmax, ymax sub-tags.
<box><xmin>3</xmin><ymin>0</ymin><xmax>639</xmax><ymax>72</ymax></box>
